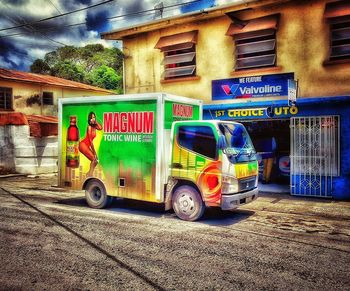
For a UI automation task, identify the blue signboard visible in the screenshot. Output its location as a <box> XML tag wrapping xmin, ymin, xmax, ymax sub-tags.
<box><xmin>212</xmin><ymin>73</ymin><xmax>294</xmax><ymax>100</ymax></box>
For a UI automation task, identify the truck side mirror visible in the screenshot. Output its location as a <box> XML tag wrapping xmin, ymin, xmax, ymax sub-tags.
<box><xmin>217</xmin><ymin>135</ymin><xmax>227</xmax><ymax>150</ymax></box>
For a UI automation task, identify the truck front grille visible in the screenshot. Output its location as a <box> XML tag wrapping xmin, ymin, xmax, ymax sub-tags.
<box><xmin>238</xmin><ymin>177</ymin><xmax>256</xmax><ymax>192</ymax></box>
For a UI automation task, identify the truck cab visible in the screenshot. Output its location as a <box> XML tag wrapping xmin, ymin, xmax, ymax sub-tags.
<box><xmin>168</xmin><ymin>120</ymin><xmax>259</xmax><ymax>221</ymax></box>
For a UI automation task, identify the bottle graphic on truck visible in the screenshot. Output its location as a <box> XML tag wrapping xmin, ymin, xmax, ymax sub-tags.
<box><xmin>66</xmin><ymin>116</ymin><xmax>80</xmax><ymax>168</ymax></box>
<box><xmin>59</xmin><ymin>93</ymin><xmax>258</xmax><ymax>221</ymax></box>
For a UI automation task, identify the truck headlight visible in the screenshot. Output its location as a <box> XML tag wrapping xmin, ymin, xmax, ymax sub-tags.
<box><xmin>222</xmin><ymin>175</ymin><xmax>239</xmax><ymax>194</ymax></box>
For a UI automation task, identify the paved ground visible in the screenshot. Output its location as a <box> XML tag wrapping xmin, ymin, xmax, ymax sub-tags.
<box><xmin>0</xmin><ymin>174</ymin><xmax>349</xmax><ymax>290</ymax></box>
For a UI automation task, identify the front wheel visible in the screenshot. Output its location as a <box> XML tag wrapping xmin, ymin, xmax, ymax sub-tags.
<box><xmin>172</xmin><ymin>186</ymin><xmax>205</xmax><ymax>221</ymax></box>
<box><xmin>85</xmin><ymin>179</ymin><xmax>112</xmax><ymax>209</ymax></box>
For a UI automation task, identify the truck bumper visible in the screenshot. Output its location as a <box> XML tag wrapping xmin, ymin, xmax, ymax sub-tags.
<box><xmin>221</xmin><ymin>188</ymin><xmax>259</xmax><ymax>210</ymax></box>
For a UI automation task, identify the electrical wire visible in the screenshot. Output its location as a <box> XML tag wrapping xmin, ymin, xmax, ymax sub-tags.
<box><xmin>0</xmin><ymin>0</ymin><xmax>68</xmax><ymax>46</ymax></box>
<box><xmin>48</xmin><ymin>0</ymin><xmax>62</xmax><ymax>14</ymax></box>
<box><xmin>0</xmin><ymin>0</ymin><xmax>201</xmax><ymax>39</ymax></box>
<box><xmin>0</xmin><ymin>0</ymin><xmax>116</xmax><ymax>32</ymax></box>
<box><xmin>107</xmin><ymin>0</ymin><xmax>201</xmax><ymax>21</ymax></box>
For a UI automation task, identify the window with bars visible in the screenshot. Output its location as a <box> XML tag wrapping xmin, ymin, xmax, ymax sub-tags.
<box><xmin>324</xmin><ymin>1</ymin><xmax>350</xmax><ymax>63</ymax></box>
<box><xmin>0</xmin><ymin>87</ymin><xmax>13</xmax><ymax>110</ymax></box>
<box><xmin>291</xmin><ymin>116</ymin><xmax>339</xmax><ymax>177</ymax></box>
<box><xmin>155</xmin><ymin>30</ymin><xmax>198</xmax><ymax>80</ymax></box>
<box><xmin>42</xmin><ymin>91</ymin><xmax>54</xmax><ymax>105</ymax></box>
<box><xmin>226</xmin><ymin>15</ymin><xmax>279</xmax><ymax>71</ymax></box>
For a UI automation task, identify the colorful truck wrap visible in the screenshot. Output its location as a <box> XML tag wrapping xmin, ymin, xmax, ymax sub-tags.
<box><xmin>59</xmin><ymin>93</ymin><xmax>258</xmax><ymax>221</ymax></box>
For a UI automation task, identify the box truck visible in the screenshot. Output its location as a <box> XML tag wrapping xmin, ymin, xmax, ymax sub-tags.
<box><xmin>59</xmin><ymin>93</ymin><xmax>259</xmax><ymax>221</ymax></box>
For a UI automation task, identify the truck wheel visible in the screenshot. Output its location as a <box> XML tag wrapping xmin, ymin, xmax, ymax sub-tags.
<box><xmin>85</xmin><ymin>179</ymin><xmax>112</xmax><ymax>209</ymax></box>
<box><xmin>172</xmin><ymin>186</ymin><xmax>205</xmax><ymax>221</ymax></box>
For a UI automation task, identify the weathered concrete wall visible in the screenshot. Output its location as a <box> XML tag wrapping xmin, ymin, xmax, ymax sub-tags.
<box><xmin>0</xmin><ymin>125</ymin><xmax>57</xmax><ymax>174</ymax></box>
<box><xmin>0</xmin><ymin>80</ymin><xmax>112</xmax><ymax>116</ymax></box>
<box><xmin>122</xmin><ymin>0</ymin><xmax>350</xmax><ymax>103</ymax></box>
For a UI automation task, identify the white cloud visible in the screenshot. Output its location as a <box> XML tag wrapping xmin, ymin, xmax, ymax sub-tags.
<box><xmin>7</xmin><ymin>54</ymin><xmax>21</xmax><ymax>66</ymax></box>
<box><xmin>26</xmin><ymin>47</ymin><xmax>46</xmax><ymax>60</ymax></box>
<box><xmin>3</xmin><ymin>0</ymin><xmax>235</xmax><ymax>71</ymax></box>
<box><xmin>0</xmin><ymin>56</ymin><xmax>12</xmax><ymax>68</ymax></box>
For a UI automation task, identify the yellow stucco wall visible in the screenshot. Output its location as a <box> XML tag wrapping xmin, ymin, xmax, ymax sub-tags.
<box><xmin>0</xmin><ymin>80</ymin><xmax>111</xmax><ymax>116</ymax></box>
<box><xmin>123</xmin><ymin>0</ymin><xmax>350</xmax><ymax>103</ymax></box>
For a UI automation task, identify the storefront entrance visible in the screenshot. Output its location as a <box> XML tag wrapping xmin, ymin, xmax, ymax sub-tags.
<box><xmin>241</xmin><ymin>115</ymin><xmax>340</xmax><ymax>197</ymax></box>
<box><xmin>204</xmin><ymin>95</ymin><xmax>350</xmax><ymax>199</ymax></box>
<box><xmin>242</xmin><ymin>119</ymin><xmax>290</xmax><ymax>188</ymax></box>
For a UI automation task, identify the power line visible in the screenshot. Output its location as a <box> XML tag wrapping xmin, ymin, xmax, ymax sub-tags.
<box><xmin>107</xmin><ymin>0</ymin><xmax>201</xmax><ymax>21</ymax></box>
<box><xmin>0</xmin><ymin>0</ymin><xmax>201</xmax><ymax>39</ymax></box>
<box><xmin>0</xmin><ymin>0</ymin><xmax>67</xmax><ymax>46</ymax></box>
<box><xmin>48</xmin><ymin>0</ymin><xmax>62</xmax><ymax>14</ymax></box>
<box><xmin>0</xmin><ymin>0</ymin><xmax>116</xmax><ymax>32</ymax></box>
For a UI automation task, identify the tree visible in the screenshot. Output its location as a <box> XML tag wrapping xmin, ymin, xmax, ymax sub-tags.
<box><xmin>30</xmin><ymin>59</ymin><xmax>50</xmax><ymax>74</ymax></box>
<box><xmin>51</xmin><ymin>61</ymin><xmax>84</xmax><ymax>83</ymax></box>
<box><xmin>30</xmin><ymin>44</ymin><xmax>124</xmax><ymax>92</ymax></box>
<box><xmin>88</xmin><ymin>65</ymin><xmax>122</xmax><ymax>93</ymax></box>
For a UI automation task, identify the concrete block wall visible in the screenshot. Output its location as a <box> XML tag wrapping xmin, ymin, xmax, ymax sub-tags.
<box><xmin>0</xmin><ymin>125</ymin><xmax>58</xmax><ymax>174</ymax></box>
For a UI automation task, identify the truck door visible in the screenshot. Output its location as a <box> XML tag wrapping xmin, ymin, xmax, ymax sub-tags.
<box><xmin>171</xmin><ymin>123</ymin><xmax>222</xmax><ymax>204</ymax></box>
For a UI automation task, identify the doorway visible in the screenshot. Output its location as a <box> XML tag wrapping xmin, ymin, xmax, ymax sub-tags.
<box><xmin>242</xmin><ymin>119</ymin><xmax>290</xmax><ymax>192</ymax></box>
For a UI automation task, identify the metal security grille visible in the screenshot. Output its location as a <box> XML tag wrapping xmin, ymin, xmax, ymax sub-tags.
<box><xmin>290</xmin><ymin>116</ymin><xmax>339</xmax><ymax>197</ymax></box>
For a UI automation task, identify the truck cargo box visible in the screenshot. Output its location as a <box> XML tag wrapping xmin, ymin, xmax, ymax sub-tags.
<box><xmin>58</xmin><ymin>93</ymin><xmax>202</xmax><ymax>203</ymax></box>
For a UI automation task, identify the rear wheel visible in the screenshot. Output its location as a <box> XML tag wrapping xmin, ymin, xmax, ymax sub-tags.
<box><xmin>172</xmin><ymin>186</ymin><xmax>205</xmax><ymax>221</ymax></box>
<box><xmin>85</xmin><ymin>179</ymin><xmax>112</xmax><ymax>209</ymax></box>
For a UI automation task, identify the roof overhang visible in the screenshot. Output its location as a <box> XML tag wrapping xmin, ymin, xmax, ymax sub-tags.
<box><xmin>0</xmin><ymin>71</ymin><xmax>113</xmax><ymax>94</ymax></box>
<box><xmin>101</xmin><ymin>0</ymin><xmax>292</xmax><ymax>40</ymax></box>
<box><xmin>154</xmin><ymin>30</ymin><xmax>198</xmax><ymax>50</ymax></box>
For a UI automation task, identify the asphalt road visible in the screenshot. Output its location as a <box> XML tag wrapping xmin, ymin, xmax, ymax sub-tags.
<box><xmin>0</xmin><ymin>175</ymin><xmax>349</xmax><ymax>290</ymax></box>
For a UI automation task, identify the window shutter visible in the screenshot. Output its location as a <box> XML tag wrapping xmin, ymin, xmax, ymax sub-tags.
<box><xmin>227</xmin><ymin>15</ymin><xmax>279</xmax><ymax>71</ymax></box>
<box><xmin>324</xmin><ymin>0</ymin><xmax>350</xmax><ymax>19</ymax></box>
<box><xmin>155</xmin><ymin>31</ymin><xmax>198</xmax><ymax>79</ymax></box>
<box><xmin>155</xmin><ymin>30</ymin><xmax>197</xmax><ymax>51</ymax></box>
<box><xmin>325</xmin><ymin>1</ymin><xmax>350</xmax><ymax>62</ymax></box>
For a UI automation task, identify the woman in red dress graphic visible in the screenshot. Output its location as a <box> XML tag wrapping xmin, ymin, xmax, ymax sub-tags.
<box><xmin>79</xmin><ymin>112</ymin><xmax>102</xmax><ymax>177</ymax></box>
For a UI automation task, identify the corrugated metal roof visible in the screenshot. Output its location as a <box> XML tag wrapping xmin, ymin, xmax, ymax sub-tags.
<box><xmin>27</xmin><ymin>114</ymin><xmax>58</xmax><ymax>124</ymax></box>
<box><xmin>0</xmin><ymin>68</ymin><xmax>113</xmax><ymax>93</ymax></box>
<box><xmin>0</xmin><ymin>112</ymin><xmax>58</xmax><ymax>126</ymax></box>
<box><xmin>0</xmin><ymin>112</ymin><xmax>28</xmax><ymax>126</ymax></box>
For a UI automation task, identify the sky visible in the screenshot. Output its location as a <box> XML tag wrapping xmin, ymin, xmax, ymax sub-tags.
<box><xmin>0</xmin><ymin>0</ymin><xmax>244</xmax><ymax>71</ymax></box>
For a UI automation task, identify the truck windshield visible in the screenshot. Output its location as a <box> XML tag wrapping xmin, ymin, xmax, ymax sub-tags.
<box><xmin>218</xmin><ymin>122</ymin><xmax>256</xmax><ymax>157</ymax></box>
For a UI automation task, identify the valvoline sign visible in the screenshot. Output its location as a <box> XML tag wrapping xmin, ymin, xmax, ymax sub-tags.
<box><xmin>212</xmin><ymin>73</ymin><xmax>294</xmax><ymax>100</ymax></box>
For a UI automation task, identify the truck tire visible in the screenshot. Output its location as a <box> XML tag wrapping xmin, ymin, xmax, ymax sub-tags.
<box><xmin>85</xmin><ymin>179</ymin><xmax>112</xmax><ymax>209</ymax></box>
<box><xmin>172</xmin><ymin>186</ymin><xmax>205</xmax><ymax>221</ymax></box>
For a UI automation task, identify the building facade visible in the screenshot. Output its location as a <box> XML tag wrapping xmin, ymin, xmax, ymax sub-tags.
<box><xmin>102</xmin><ymin>0</ymin><xmax>350</xmax><ymax>200</ymax></box>
<box><xmin>0</xmin><ymin>68</ymin><xmax>113</xmax><ymax>174</ymax></box>
<box><xmin>0</xmin><ymin>68</ymin><xmax>113</xmax><ymax>116</ymax></box>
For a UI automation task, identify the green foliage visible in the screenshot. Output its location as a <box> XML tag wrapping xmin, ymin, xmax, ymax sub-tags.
<box><xmin>88</xmin><ymin>65</ymin><xmax>122</xmax><ymax>92</ymax></box>
<box><xmin>30</xmin><ymin>59</ymin><xmax>50</xmax><ymax>74</ymax></box>
<box><xmin>30</xmin><ymin>44</ymin><xmax>124</xmax><ymax>92</ymax></box>
<box><xmin>51</xmin><ymin>61</ymin><xmax>84</xmax><ymax>83</ymax></box>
